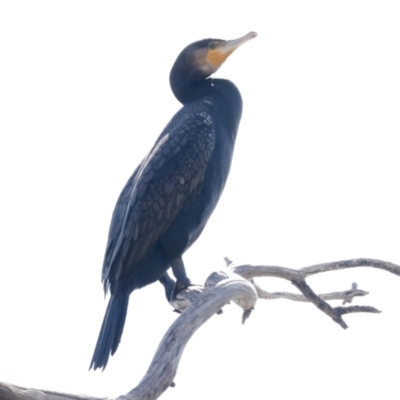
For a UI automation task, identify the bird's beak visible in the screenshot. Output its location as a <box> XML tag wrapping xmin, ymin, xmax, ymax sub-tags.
<box><xmin>207</xmin><ymin>32</ymin><xmax>258</xmax><ymax>68</ymax></box>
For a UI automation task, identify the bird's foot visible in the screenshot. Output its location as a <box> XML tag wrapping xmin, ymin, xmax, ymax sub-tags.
<box><xmin>170</xmin><ymin>278</ymin><xmax>192</xmax><ymax>302</ymax></box>
<box><xmin>169</xmin><ymin>280</ymin><xmax>205</xmax><ymax>313</ymax></box>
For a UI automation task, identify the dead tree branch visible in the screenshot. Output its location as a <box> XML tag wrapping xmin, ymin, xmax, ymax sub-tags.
<box><xmin>0</xmin><ymin>272</ymin><xmax>257</xmax><ymax>400</ymax></box>
<box><xmin>120</xmin><ymin>271</ymin><xmax>257</xmax><ymax>400</ymax></box>
<box><xmin>252</xmin><ymin>281</ymin><xmax>368</xmax><ymax>305</ymax></box>
<box><xmin>1</xmin><ymin>258</ymin><xmax>399</xmax><ymax>400</ymax></box>
<box><xmin>0</xmin><ymin>381</ymin><xmax>104</xmax><ymax>400</ymax></box>
<box><xmin>226</xmin><ymin>257</ymin><xmax>399</xmax><ymax>328</ymax></box>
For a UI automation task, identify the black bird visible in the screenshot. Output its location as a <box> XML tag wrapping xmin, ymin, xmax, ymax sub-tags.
<box><xmin>90</xmin><ymin>32</ymin><xmax>257</xmax><ymax>370</ymax></box>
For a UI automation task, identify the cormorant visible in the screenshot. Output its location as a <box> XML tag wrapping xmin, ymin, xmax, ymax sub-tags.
<box><xmin>90</xmin><ymin>32</ymin><xmax>257</xmax><ymax>370</ymax></box>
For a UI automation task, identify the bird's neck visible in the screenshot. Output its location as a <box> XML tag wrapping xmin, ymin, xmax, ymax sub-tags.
<box><xmin>171</xmin><ymin>74</ymin><xmax>241</xmax><ymax>108</ymax></box>
<box><xmin>208</xmin><ymin>79</ymin><xmax>243</xmax><ymax>134</ymax></box>
<box><xmin>170</xmin><ymin>71</ymin><xmax>213</xmax><ymax>104</ymax></box>
<box><xmin>170</xmin><ymin>72</ymin><xmax>243</xmax><ymax>136</ymax></box>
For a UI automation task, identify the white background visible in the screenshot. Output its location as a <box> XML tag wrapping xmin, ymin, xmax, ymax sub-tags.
<box><xmin>1</xmin><ymin>1</ymin><xmax>400</xmax><ymax>399</ymax></box>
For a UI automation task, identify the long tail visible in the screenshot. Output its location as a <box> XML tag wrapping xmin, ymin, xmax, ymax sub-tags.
<box><xmin>90</xmin><ymin>289</ymin><xmax>130</xmax><ymax>371</ymax></box>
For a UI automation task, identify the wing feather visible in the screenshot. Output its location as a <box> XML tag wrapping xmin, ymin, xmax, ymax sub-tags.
<box><xmin>102</xmin><ymin>107</ymin><xmax>215</xmax><ymax>289</ymax></box>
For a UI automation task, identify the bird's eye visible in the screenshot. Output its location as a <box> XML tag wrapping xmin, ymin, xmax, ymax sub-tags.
<box><xmin>208</xmin><ymin>42</ymin><xmax>216</xmax><ymax>50</ymax></box>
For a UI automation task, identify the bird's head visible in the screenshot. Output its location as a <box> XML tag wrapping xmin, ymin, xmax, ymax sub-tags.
<box><xmin>177</xmin><ymin>32</ymin><xmax>258</xmax><ymax>79</ymax></box>
<box><xmin>170</xmin><ymin>32</ymin><xmax>257</xmax><ymax>102</ymax></box>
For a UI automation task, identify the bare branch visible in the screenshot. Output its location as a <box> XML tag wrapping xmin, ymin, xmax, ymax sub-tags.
<box><xmin>334</xmin><ymin>305</ymin><xmax>381</xmax><ymax>317</ymax></box>
<box><xmin>252</xmin><ymin>280</ymin><xmax>369</xmax><ymax>305</ymax></box>
<box><xmin>290</xmin><ymin>278</ymin><xmax>350</xmax><ymax>329</ymax></box>
<box><xmin>225</xmin><ymin>258</ymin><xmax>399</xmax><ymax>329</ymax></box>
<box><xmin>301</xmin><ymin>258</ymin><xmax>400</xmax><ymax>277</ymax></box>
<box><xmin>118</xmin><ymin>271</ymin><xmax>257</xmax><ymax>400</ymax></box>
<box><xmin>0</xmin><ymin>272</ymin><xmax>257</xmax><ymax>400</ymax></box>
<box><xmin>0</xmin><ymin>381</ymin><xmax>104</xmax><ymax>400</ymax></box>
<box><xmin>1</xmin><ymin>258</ymin><xmax>398</xmax><ymax>400</ymax></box>
<box><xmin>172</xmin><ymin>258</ymin><xmax>394</xmax><ymax>329</ymax></box>
<box><xmin>227</xmin><ymin>258</ymin><xmax>400</xmax><ymax>280</ymax></box>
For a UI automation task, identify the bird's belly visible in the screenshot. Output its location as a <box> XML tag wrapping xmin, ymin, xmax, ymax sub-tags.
<box><xmin>126</xmin><ymin>242</ymin><xmax>169</xmax><ymax>291</ymax></box>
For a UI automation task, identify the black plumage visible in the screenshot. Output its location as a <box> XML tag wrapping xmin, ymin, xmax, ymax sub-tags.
<box><xmin>90</xmin><ymin>32</ymin><xmax>257</xmax><ymax>370</ymax></box>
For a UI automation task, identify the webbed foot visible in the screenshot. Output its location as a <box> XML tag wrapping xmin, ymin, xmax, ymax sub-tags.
<box><xmin>171</xmin><ymin>278</ymin><xmax>192</xmax><ymax>302</ymax></box>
